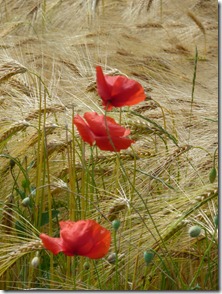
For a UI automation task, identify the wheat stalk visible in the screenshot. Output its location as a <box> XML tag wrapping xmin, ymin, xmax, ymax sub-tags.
<box><xmin>0</xmin><ymin>59</ymin><xmax>26</xmax><ymax>83</ymax></box>
<box><xmin>1</xmin><ymin>194</ymin><xmax>14</xmax><ymax>233</ymax></box>
<box><xmin>0</xmin><ymin>121</ymin><xmax>30</xmax><ymax>144</ymax></box>
<box><xmin>25</xmin><ymin>105</ymin><xmax>66</xmax><ymax>121</ymax></box>
<box><xmin>187</xmin><ymin>10</ymin><xmax>207</xmax><ymax>56</ymax></box>
<box><xmin>0</xmin><ymin>239</ymin><xmax>43</xmax><ymax>278</ymax></box>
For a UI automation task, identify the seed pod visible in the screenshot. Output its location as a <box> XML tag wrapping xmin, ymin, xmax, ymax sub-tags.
<box><xmin>188</xmin><ymin>225</ymin><xmax>201</xmax><ymax>237</ymax></box>
<box><xmin>209</xmin><ymin>167</ymin><xmax>217</xmax><ymax>183</ymax></box>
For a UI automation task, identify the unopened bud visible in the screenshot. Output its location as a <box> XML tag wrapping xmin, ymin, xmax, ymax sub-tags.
<box><xmin>112</xmin><ymin>220</ymin><xmax>121</xmax><ymax>231</ymax></box>
<box><xmin>144</xmin><ymin>250</ymin><xmax>154</xmax><ymax>265</ymax></box>
<box><xmin>10</xmin><ymin>159</ymin><xmax>16</xmax><ymax>169</ymax></box>
<box><xmin>188</xmin><ymin>225</ymin><xmax>201</xmax><ymax>238</ymax></box>
<box><xmin>22</xmin><ymin>179</ymin><xmax>30</xmax><ymax>189</ymax></box>
<box><xmin>31</xmin><ymin>256</ymin><xmax>40</xmax><ymax>268</ymax></box>
<box><xmin>214</xmin><ymin>214</ymin><xmax>218</xmax><ymax>228</ymax></box>
<box><xmin>22</xmin><ymin>197</ymin><xmax>30</xmax><ymax>207</ymax></box>
<box><xmin>209</xmin><ymin>167</ymin><xmax>217</xmax><ymax>183</ymax></box>
<box><xmin>107</xmin><ymin>252</ymin><xmax>117</xmax><ymax>264</ymax></box>
<box><xmin>83</xmin><ymin>261</ymin><xmax>90</xmax><ymax>270</ymax></box>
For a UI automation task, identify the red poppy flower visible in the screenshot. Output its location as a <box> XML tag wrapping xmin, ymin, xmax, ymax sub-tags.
<box><xmin>40</xmin><ymin>220</ymin><xmax>111</xmax><ymax>259</ymax></box>
<box><xmin>73</xmin><ymin>112</ymin><xmax>134</xmax><ymax>152</ymax></box>
<box><xmin>96</xmin><ymin>66</ymin><xmax>146</xmax><ymax>110</ymax></box>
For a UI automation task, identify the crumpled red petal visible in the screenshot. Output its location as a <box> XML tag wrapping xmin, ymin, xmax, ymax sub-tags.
<box><xmin>40</xmin><ymin>220</ymin><xmax>111</xmax><ymax>259</ymax></box>
<box><xmin>40</xmin><ymin>233</ymin><xmax>64</xmax><ymax>255</ymax></box>
<box><xmin>95</xmin><ymin>136</ymin><xmax>134</xmax><ymax>152</ymax></box>
<box><xmin>83</xmin><ymin>112</ymin><xmax>128</xmax><ymax>137</ymax></box>
<box><xmin>73</xmin><ymin>114</ymin><xmax>95</xmax><ymax>145</ymax></box>
<box><xmin>96</xmin><ymin>66</ymin><xmax>111</xmax><ymax>102</ymax></box>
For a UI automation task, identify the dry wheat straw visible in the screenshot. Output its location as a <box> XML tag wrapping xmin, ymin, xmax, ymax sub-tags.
<box><xmin>9</xmin><ymin>78</ymin><xmax>32</xmax><ymax>97</ymax></box>
<box><xmin>108</xmin><ymin>202</ymin><xmax>127</xmax><ymax>221</ymax></box>
<box><xmin>187</xmin><ymin>10</ymin><xmax>206</xmax><ymax>35</ymax></box>
<box><xmin>187</xmin><ymin>10</ymin><xmax>207</xmax><ymax>56</ymax></box>
<box><xmin>1</xmin><ymin>194</ymin><xmax>14</xmax><ymax>233</ymax></box>
<box><xmin>25</xmin><ymin>105</ymin><xmax>65</xmax><ymax>121</ymax></box>
<box><xmin>0</xmin><ymin>60</ymin><xmax>26</xmax><ymax>83</ymax></box>
<box><xmin>26</xmin><ymin>124</ymin><xmax>58</xmax><ymax>148</ymax></box>
<box><xmin>0</xmin><ymin>22</ymin><xmax>24</xmax><ymax>38</ymax></box>
<box><xmin>46</xmin><ymin>140</ymin><xmax>71</xmax><ymax>156</ymax></box>
<box><xmin>0</xmin><ymin>121</ymin><xmax>29</xmax><ymax>144</ymax></box>
<box><xmin>0</xmin><ymin>239</ymin><xmax>43</xmax><ymax>278</ymax></box>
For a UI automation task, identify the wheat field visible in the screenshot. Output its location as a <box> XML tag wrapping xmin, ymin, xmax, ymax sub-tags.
<box><xmin>0</xmin><ymin>0</ymin><xmax>218</xmax><ymax>290</ymax></box>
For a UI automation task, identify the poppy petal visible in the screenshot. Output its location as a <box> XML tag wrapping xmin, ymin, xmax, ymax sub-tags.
<box><xmin>110</xmin><ymin>76</ymin><xmax>146</xmax><ymax>107</ymax></box>
<box><xmin>96</xmin><ymin>66</ymin><xmax>111</xmax><ymax>101</ymax></box>
<box><xmin>59</xmin><ymin>220</ymin><xmax>111</xmax><ymax>258</ymax></box>
<box><xmin>60</xmin><ymin>220</ymin><xmax>93</xmax><ymax>255</ymax></box>
<box><xmin>40</xmin><ymin>233</ymin><xmax>63</xmax><ymax>255</ymax></box>
<box><xmin>95</xmin><ymin>136</ymin><xmax>134</xmax><ymax>152</ymax></box>
<box><xmin>73</xmin><ymin>114</ymin><xmax>95</xmax><ymax>145</ymax></box>
<box><xmin>84</xmin><ymin>112</ymin><xmax>128</xmax><ymax>137</ymax></box>
<box><xmin>40</xmin><ymin>220</ymin><xmax>111</xmax><ymax>259</ymax></box>
<box><xmin>85</xmin><ymin>230</ymin><xmax>111</xmax><ymax>259</ymax></box>
<box><xmin>105</xmin><ymin>116</ymin><xmax>131</xmax><ymax>137</ymax></box>
<box><xmin>77</xmin><ymin>220</ymin><xmax>111</xmax><ymax>259</ymax></box>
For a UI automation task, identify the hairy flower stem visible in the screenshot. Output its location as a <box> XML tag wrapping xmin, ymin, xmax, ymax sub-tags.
<box><xmin>113</xmin><ymin>230</ymin><xmax>119</xmax><ymax>289</ymax></box>
<box><xmin>93</xmin><ymin>260</ymin><xmax>102</xmax><ymax>289</ymax></box>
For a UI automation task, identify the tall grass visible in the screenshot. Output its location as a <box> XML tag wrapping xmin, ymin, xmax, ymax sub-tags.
<box><xmin>0</xmin><ymin>0</ymin><xmax>218</xmax><ymax>290</ymax></box>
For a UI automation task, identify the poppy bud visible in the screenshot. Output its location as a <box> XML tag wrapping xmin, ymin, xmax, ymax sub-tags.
<box><xmin>107</xmin><ymin>252</ymin><xmax>117</xmax><ymax>264</ymax></box>
<box><xmin>214</xmin><ymin>214</ymin><xmax>218</xmax><ymax>228</ymax></box>
<box><xmin>22</xmin><ymin>179</ymin><xmax>30</xmax><ymax>189</ymax></box>
<box><xmin>22</xmin><ymin>197</ymin><xmax>30</xmax><ymax>207</ymax></box>
<box><xmin>10</xmin><ymin>159</ymin><xmax>16</xmax><ymax>169</ymax></box>
<box><xmin>31</xmin><ymin>256</ymin><xmax>40</xmax><ymax>268</ymax></box>
<box><xmin>209</xmin><ymin>167</ymin><xmax>217</xmax><ymax>183</ymax></box>
<box><xmin>83</xmin><ymin>261</ymin><xmax>90</xmax><ymax>270</ymax></box>
<box><xmin>112</xmin><ymin>220</ymin><xmax>121</xmax><ymax>231</ymax></box>
<box><xmin>144</xmin><ymin>250</ymin><xmax>154</xmax><ymax>265</ymax></box>
<box><xmin>188</xmin><ymin>225</ymin><xmax>201</xmax><ymax>237</ymax></box>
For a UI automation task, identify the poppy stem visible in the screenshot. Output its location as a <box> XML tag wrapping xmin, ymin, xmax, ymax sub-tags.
<box><xmin>93</xmin><ymin>260</ymin><xmax>102</xmax><ymax>289</ymax></box>
<box><xmin>68</xmin><ymin>106</ymin><xmax>76</xmax><ymax>221</ymax></box>
<box><xmin>81</xmin><ymin>140</ymin><xmax>86</xmax><ymax>219</ymax></box>
<box><xmin>113</xmin><ymin>230</ymin><xmax>119</xmax><ymax>289</ymax></box>
<box><xmin>119</xmin><ymin>107</ymin><xmax>122</xmax><ymax>125</ymax></box>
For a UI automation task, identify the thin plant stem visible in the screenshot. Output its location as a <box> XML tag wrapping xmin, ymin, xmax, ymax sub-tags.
<box><xmin>113</xmin><ymin>230</ymin><xmax>119</xmax><ymax>289</ymax></box>
<box><xmin>188</xmin><ymin>47</ymin><xmax>198</xmax><ymax>142</ymax></box>
<box><xmin>189</xmin><ymin>227</ymin><xmax>217</xmax><ymax>289</ymax></box>
<box><xmin>93</xmin><ymin>260</ymin><xmax>102</xmax><ymax>289</ymax></box>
